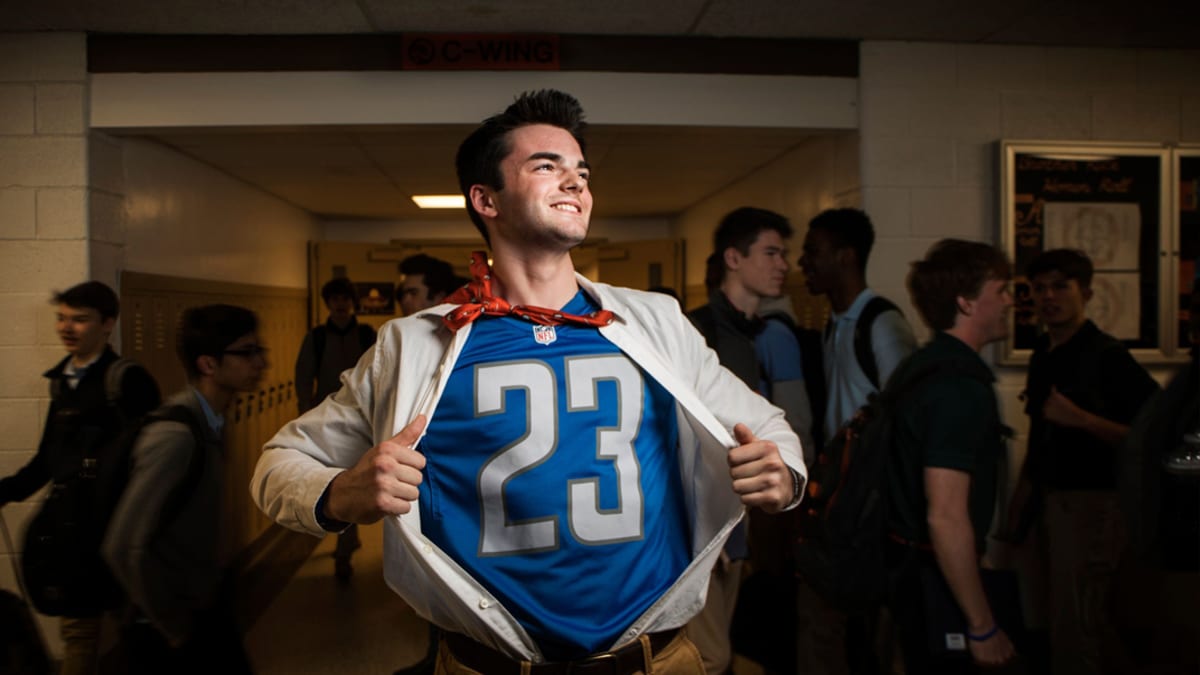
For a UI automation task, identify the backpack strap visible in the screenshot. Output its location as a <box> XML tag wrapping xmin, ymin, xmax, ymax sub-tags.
<box><xmin>311</xmin><ymin>325</ymin><xmax>328</xmax><ymax>372</ymax></box>
<box><xmin>854</xmin><ymin>296</ymin><xmax>901</xmax><ymax>390</ymax></box>
<box><xmin>357</xmin><ymin>323</ymin><xmax>376</xmax><ymax>352</ymax></box>
<box><xmin>878</xmin><ymin>355</ymin><xmax>993</xmax><ymax>409</ymax></box>
<box><xmin>103</xmin><ymin>357</ymin><xmax>138</xmax><ymax>405</ymax></box>
<box><xmin>143</xmin><ymin>405</ymin><xmax>208</xmax><ymax>540</ymax></box>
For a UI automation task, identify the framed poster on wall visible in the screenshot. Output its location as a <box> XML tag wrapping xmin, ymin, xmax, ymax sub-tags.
<box><xmin>999</xmin><ymin>141</ymin><xmax>1178</xmax><ymax>364</ymax></box>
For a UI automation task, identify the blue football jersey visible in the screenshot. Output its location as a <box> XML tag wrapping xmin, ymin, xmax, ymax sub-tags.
<box><xmin>418</xmin><ymin>290</ymin><xmax>690</xmax><ymax>659</ymax></box>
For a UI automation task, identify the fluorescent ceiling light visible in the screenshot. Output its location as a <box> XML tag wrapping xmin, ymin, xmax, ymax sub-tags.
<box><xmin>412</xmin><ymin>194</ymin><xmax>465</xmax><ymax>209</ymax></box>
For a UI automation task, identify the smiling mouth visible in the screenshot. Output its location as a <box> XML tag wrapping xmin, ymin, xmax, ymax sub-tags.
<box><xmin>551</xmin><ymin>203</ymin><xmax>581</xmax><ymax>214</ymax></box>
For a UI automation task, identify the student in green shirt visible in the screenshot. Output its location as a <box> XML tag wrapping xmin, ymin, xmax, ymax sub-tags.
<box><xmin>885</xmin><ymin>239</ymin><xmax>1017</xmax><ymax>672</ymax></box>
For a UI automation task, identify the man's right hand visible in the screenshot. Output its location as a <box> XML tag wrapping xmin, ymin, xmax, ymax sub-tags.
<box><xmin>969</xmin><ymin>627</ymin><xmax>1016</xmax><ymax>667</ymax></box>
<box><xmin>324</xmin><ymin>415</ymin><xmax>428</xmax><ymax>523</ymax></box>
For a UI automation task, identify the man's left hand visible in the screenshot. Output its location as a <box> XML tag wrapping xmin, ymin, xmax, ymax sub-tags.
<box><xmin>728</xmin><ymin>423</ymin><xmax>793</xmax><ymax>513</ymax></box>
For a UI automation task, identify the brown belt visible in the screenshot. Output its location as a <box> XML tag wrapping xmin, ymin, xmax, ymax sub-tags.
<box><xmin>443</xmin><ymin>628</ymin><xmax>681</xmax><ymax>675</ymax></box>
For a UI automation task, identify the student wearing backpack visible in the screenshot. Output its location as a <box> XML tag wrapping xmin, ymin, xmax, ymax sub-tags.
<box><xmin>799</xmin><ymin>208</ymin><xmax>917</xmax><ymax>442</ymax></box>
<box><xmin>0</xmin><ymin>281</ymin><xmax>160</xmax><ymax>675</ymax></box>
<box><xmin>103</xmin><ymin>304</ymin><xmax>265</xmax><ymax>675</ymax></box>
<box><xmin>1001</xmin><ymin>249</ymin><xmax>1158</xmax><ymax>675</ymax></box>
<box><xmin>797</xmin><ymin>207</ymin><xmax>916</xmax><ymax>675</ymax></box>
<box><xmin>688</xmin><ymin>207</ymin><xmax>814</xmax><ymax>674</ymax></box>
<box><xmin>294</xmin><ymin>277</ymin><xmax>377</xmax><ymax>580</ymax></box>
<box><xmin>885</xmin><ymin>239</ymin><xmax>1018</xmax><ymax>672</ymax></box>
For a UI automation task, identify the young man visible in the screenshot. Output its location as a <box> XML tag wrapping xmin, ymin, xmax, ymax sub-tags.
<box><xmin>252</xmin><ymin>89</ymin><xmax>804</xmax><ymax>673</ymax></box>
<box><xmin>295</xmin><ymin>277</ymin><xmax>376</xmax><ymax>415</ymax></box>
<box><xmin>886</xmin><ymin>239</ymin><xmax>1017</xmax><ymax>672</ymax></box>
<box><xmin>104</xmin><ymin>304</ymin><xmax>265</xmax><ymax>675</ymax></box>
<box><xmin>799</xmin><ymin>207</ymin><xmax>916</xmax><ymax>440</ymax></box>
<box><xmin>398</xmin><ymin>254</ymin><xmax>464</xmax><ymax>317</ymax></box>
<box><xmin>1004</xmin><ymin>248</ymin><xmax>1157</xmax><ymax>674</ymax></box>
<box><xmin>294</xmin><ymin>277</ymin><xmax>376</xmax><ymax>580</ymax></box>
<box><xmin>687</xmin><ymin>206</ymin><xmax>813</xmax><ymax>674</ymax></box>
<box><xmin>797</xmin><ymin>207</ymin><xmax>916</xmax><ymax>675</ymax></box>
<box><xmin>0</xmin><ymin>281</ymin><xmax>160</xmax><ymax>675</ymax></box>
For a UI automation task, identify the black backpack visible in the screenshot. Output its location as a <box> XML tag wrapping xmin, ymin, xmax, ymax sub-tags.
<box><xmin>21</xmin><ymin>405</ymin><xmax>205</xmax><ymax>617</ymax></box>
<box><xmin>795</xmin><ymin>357</ymin><xmax>992</xmax><ymax>611</ymax></box>
<box><xmin>822</xmin><ymin>295</ymin><xmax>903</xmax><ymax>390</ymax></box>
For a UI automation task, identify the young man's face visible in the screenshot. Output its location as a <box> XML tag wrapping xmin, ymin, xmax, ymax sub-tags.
<box><xmin>399</xmin><ymin>274</ymin><xmax>435</xmax><ymax>316</ymax></box>
<box><xmin>214</xmin><ymin>332</ymin><xmax>267</xmax><ymax>393</ymax></box>
<box><xmin>798</xmin><ymin>227</ymin><xmax>841</xmax><ymax>297</ymax></box>
<box><xmin>325</xmin><ymin>294</ymin><xmax>355</xmax><ymax>324</ymax></box>
<box><xmin>727</xmin><ymin>229</ymin><xmax>789</xmax><ymax>299</ymax></box>
<box><xmin>965</xmin><ymin>277</ymin><xmax>1014</xmax><ymax>344</ymax></box>
<box><xmin>480</xmin><ymin>124</ymin><xmax>592</xmax><ymax>250</ymax></box>
<box><xmin>1030</xmin><ymin>270</ymin><xmax>1090</xmax><ymax>330</ymax></box>
<box><xmin>56</xmin><ymin>304</ymin><xmax>114</xmax><ymax>362</ymax></box>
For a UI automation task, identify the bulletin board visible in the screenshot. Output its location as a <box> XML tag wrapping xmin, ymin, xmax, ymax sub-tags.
<box><xmin>1000</xmin><ymin>141</ymin><xmax>1177</xmax><ymax>364</ymax></box>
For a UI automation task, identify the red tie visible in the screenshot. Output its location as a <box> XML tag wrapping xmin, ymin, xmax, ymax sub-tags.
<box><xmin>442</xmin><ymin>251</ymin><xmax>615</xmax><ymax>332</ymax></box>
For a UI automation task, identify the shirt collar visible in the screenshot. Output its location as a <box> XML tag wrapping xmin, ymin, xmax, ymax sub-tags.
<box><xmin>832</xmin><ymin>288</ymin><xmax>878</xmax><ymax>322</ymax></box>
<box><xmin>189</xmin><ymin>386</ymin><xmax>225</xmax><ymax>435</ymax></box>
<box><xmin>63</xmin><ymin>352</ymin><xmax>104</xmax><ymax>387</ymax></box>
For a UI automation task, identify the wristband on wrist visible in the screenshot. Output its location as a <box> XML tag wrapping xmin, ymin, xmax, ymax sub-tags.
<box><xmin>966</xmin><ymin>624</ymin><xmax>999</xmax><ymax>641</ymax></box>
<box><xmin>786</xmin><ymin>467</ymin><xmax>803</xmax><ymax>509</ymax></box>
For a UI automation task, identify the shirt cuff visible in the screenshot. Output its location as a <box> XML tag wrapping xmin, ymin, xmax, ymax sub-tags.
<box><xmin>314</xmin><ymin>484</ymin><xmax>351</xmax><ymax>533</ymax></box>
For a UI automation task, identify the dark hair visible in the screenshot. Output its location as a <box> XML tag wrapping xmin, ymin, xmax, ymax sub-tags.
<box><xmin>399</xmin><ymin>254</ymin><xmax>463</xmax><ymax>300</ymax></box>
<box><xmin>807</xmin><ymin>208</ymin><xmax>875</xmax><ymax>274</ymax></box>
<box><xmin>177</xmin><ymin>304</ymin><xmax>259</xmax><ymax>379</ymax></box>
<box><xmin>704</xmin><ymin>252</ymin><xmax>724</xmax><ymax>293</ymax></box>
<box><xmin>907</xmin><ymin>239</ymin><xmax>1011</xmax><ymax>332</ymax></box>
<box><xmin>456</xmin><ymin>90</ymin><xmax>588</xmax><ymax>245</ymax></box>
<box><xmin>711</xmin><ymin>207</ymin><xmax>793</xmax><ymax>284</ymax></box>
<box><xmin>647</xmin><ymin>285</ymin><xmax>680</xmax><ymax>303</ymax></box>
<box><xmin>51</xmin><ymin>281</ymin><xmax>119</xmax><ymax>320</ymax></box>
<box><xmin>321</xmin><ymin>277</ymin><xmax>358</xmax><ymax>310</ymax></box>
<box><xmin>1026</xmin><ymin>248</ymin><xmax>1094</xmax><ymax>288</ymax></box>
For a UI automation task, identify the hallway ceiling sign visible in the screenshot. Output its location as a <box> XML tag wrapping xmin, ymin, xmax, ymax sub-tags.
<box><xmin>401</xmin><ymin>33</ymin><xmax>559</xmax><ymax>70</ymax></box>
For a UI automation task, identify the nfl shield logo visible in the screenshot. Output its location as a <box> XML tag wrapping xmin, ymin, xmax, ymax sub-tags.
<box><xmin>532</xmin><ymin>325</ymin><xmax>557</xmax><ymax>345</ymax></box>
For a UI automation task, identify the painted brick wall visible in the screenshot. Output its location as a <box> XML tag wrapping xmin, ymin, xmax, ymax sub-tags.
<box><xmin>0</xmin><ymin>31</ymin><xmax>91</xmax><ymax>657</ymax></box>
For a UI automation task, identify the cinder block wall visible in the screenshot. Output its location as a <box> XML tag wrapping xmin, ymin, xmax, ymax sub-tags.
<box><xmin>0</xmin><ymin>31</ymin><xmax>93</xmax><ymax>657</ymax></box>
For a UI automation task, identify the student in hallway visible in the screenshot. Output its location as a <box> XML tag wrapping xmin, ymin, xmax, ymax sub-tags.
<box><xmin>0</xmin><ymin>281</ymin><xmax>160</xmax><ymax>675</ymax></box>
<box><xmin>104</xmin><ymin>304</ymin><xmax>266</xmax><ymax>675</ymax></box>
<box><xmin>294</xmin><ymin>277</ymin><xmax>376</xmax><ymax>580</ymax></box>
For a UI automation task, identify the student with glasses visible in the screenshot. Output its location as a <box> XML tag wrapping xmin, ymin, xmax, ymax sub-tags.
<box><xmin>104</xmin><ymin>304</ymin><xmax>266</xmax><ymax>675</ymax></box>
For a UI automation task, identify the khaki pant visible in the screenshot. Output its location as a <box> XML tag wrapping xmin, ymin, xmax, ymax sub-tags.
<box><xmin>1043</xmin><ymin>491</ymin><xmax>1125</xmax><ymax>675</ymax></box>
<box><xmin>686</xmin><ymin>558</ymin><xmax>743</xmax><ymax>674</ymax></box>
<box><xmin>435</xmin><ymin>630</ymin><xmax>705</xmax><ymax>675</ymax></box>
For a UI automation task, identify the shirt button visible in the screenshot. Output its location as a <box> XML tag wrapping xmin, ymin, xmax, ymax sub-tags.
<box><xmin>422</xmin><ymin>544</ymin><xmax>432</xmax><ymax>554</ymax></box>
<box><xmin>478</xmin><ymin>598</ymin><xmax>490</xmax><ymax>610</ymax></box>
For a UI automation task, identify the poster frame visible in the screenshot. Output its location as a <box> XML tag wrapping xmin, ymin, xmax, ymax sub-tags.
<box><xmin>999</xmin><ymin>140</ymin><xmax>1178</xmax><ymax>365</ymax></box>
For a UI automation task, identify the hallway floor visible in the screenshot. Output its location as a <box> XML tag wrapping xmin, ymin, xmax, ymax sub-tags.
<box><xmin>244</xmin><ymin>522</ymin><xmax>431</xmax><ymax>675</ymax></box>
